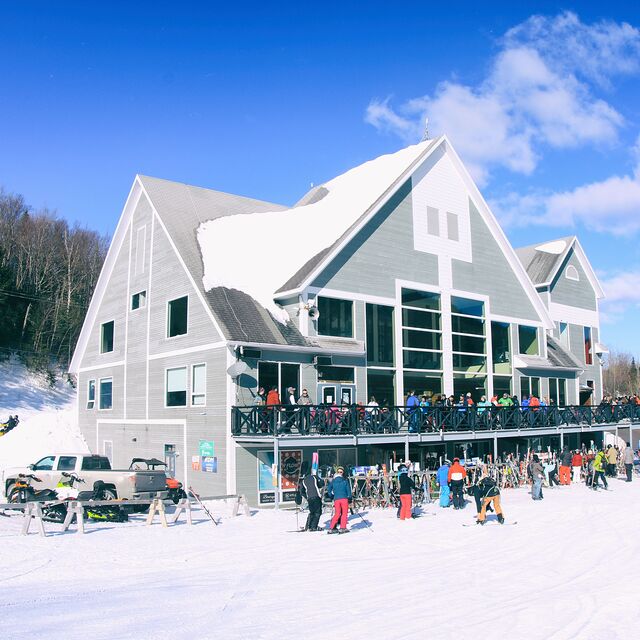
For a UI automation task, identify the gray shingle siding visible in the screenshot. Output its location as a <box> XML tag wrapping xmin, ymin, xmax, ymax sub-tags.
<box><xmin>550</xmin><ymin>249</ymin><xmax>597</xmax><ymax>311</ymax></box>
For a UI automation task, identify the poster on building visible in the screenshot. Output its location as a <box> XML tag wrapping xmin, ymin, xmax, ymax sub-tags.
<box><xmin>258</xmin><ymin>451</ymin><xmax>274</xmax><ymax>492</ymax></box>
<box><xmin>199</xmin><ymin>440</ymin><xmax>215</xmax><ymax>457</ymax></box>
<box><xmin>191</xmin><ymin>455</ymin><xmax>201</xmax><ymax>472</ymax></box>
<box><xmin>280</xmin><ymin>450</ymin><xmax>302</xmax><ymax>490</ymax></box>
<box><xmin>202</xmin><ymin>456</ymin><xmax>218</xmax><ymax>473</ymax></box>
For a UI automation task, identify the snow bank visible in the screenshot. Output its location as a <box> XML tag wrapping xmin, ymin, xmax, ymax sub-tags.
<box><xmin>1</xmin><ymin>480</ymin><xmax>639</xmax><ymax>639</ymax></box>
<box><xmin>0</xmin><ymin>359</ymin><xmax>88</xmax><ymax>472</ymax></box>
<box><xmin>198</xmin><ymin>141</ymin><xmax>432</xmax><ymax>322</ymax></box>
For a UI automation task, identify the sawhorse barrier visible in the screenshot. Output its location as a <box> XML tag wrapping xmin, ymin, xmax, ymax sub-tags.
<box><xmin>195</xmin><ymin>493</ymin><xmax>251</xmax><ymax>517</ymax></box>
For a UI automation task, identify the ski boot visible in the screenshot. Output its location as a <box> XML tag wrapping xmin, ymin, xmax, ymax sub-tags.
<box><xmin>497</xmin><ymin>514</ymin><xmax>504</xmax><ymax>524</ymax></box>
<box><xmin>476</xmin><ymin>519</ymin><xmax>485</xmax><ymax>526</ymax></box>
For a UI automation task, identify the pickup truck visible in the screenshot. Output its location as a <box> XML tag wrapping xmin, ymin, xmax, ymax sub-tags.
<box><xmin>2</xmin><ymin>453</ymin><xmax>168</xmax><ymax>501</ymax></box>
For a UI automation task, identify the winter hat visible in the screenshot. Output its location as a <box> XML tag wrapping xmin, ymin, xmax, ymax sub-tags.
<box><xmin>398</xmin><ymin>464</ymin><xmax>408</xmax><ymax>473</ymax></box>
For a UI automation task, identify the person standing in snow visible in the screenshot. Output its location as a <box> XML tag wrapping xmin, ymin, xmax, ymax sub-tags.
<box><xmin>475</xmin><ymin>471</ymin><xmax>504</xmax><ymax>525</ymax></box>
<box><xmin>593</xmin><ymin>449</ymin><xmax>608</xmax><ymax>490</ymax></box>
<box><xmin>447</xmin><ymin>458</ymin><xmax>467</xmax><ymax>509</ymax></box>
<box><xmin>559</xmin><ymin>446</ymin><xmax>572</xmax><ymax>485</ymax></box>
<box><xmin>300</xmin><ymin>462</ymin><xmax>325</xmax><ymax>531</ymax></box>
<box><xmin>623</xmin><ymin>443</ymin><xmax>634</xmax><ymax>482</ymax></box>
<box><xmin>327</xmin><ymin>467</ymin><xmax>352</xmax><ymax>534</ymax></box>
<box><xmin>605</xmin><ymin>445</ymin><xmax>618</xmax><ymax>478</ymax></box>
<box><xmin>571</xmin><ymin>450</ymin><xmax>583</xmax><ymax>484</ymax></box>
<box><xmin>397</xmin><ymin>464</ymin><xmax>416</xmax><ymax>520</ymax></box>
<box><xmin>530</xmin><ymin>454</ymin><xmax>545</xmax><ymax>500</ymax></box>
<box><xmin>436</xmin><ymin>459</ymin><xmax>451</xmax><ymax>507</ymax></box>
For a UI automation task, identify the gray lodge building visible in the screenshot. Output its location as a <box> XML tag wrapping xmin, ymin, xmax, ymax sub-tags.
<box><xmin>70</xmin><ymin>136</ymin><xmax>626</xmax><ymax>507</ymax></box>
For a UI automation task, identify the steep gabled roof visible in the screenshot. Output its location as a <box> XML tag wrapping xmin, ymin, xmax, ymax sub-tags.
<box><xmin>515</xmin><ymin>236</ymin><xmax>605</xmax><ymax>299</ymax></box>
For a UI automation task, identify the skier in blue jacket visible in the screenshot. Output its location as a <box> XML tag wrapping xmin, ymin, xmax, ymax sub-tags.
<box><xmin>436</xmin><ymin>460</ymin><xmax>451</xmax><ymax>507</ymax></box>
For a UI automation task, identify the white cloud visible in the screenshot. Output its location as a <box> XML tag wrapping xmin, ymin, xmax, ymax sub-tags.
<box><xmin>366</xmin><ymin>11</ymin><xmax>639</xmax><ymax>185</ymax></box>
<box><xmin>490</xmin><ymin>134</ymin><xmax>640</xmax><ymax>234</ymax></box>
<box><xmin>598</xmin><ymin>270</ymin><xmax>640</xmax><ymax>324</ymax></box>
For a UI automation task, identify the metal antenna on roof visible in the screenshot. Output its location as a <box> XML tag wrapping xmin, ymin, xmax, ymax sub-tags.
<box><xmin>421</xmin><ymin>117</ymin><xmax>430</xmax><ymax>141</ymax></box>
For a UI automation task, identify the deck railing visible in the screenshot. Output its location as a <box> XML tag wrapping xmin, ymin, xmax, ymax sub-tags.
<box><xmin>231</xmin><ymin>403</ymin><xmax>640</xmax><ymax>437</ymax></box>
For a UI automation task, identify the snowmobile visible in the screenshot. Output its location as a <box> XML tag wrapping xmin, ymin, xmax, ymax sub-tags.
<box><xmin>129</xmin><ymin>457</ymin><xmax>187</xmax><ymax>504</ymax></box>
<box><xmin>8</xmin><ymin>474</ymin><xmax>58</xmax><ymax>503</ymax></box>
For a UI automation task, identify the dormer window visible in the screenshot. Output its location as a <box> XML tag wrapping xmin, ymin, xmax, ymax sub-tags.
<box><xmin>566</xmin><ymin>265</ymin><xmax>579</xmax><ymax>281</ymax></box>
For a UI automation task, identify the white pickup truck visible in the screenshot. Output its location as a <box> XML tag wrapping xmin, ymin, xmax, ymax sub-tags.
<box><xmin>2</xmin><ymin>453</ymin><xmax>168</xmax><ymax>501</ymax></box>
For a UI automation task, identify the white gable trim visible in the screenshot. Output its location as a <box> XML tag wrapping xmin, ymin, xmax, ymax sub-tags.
<box><xmin>137</xmin><ymin>181</ymin><xmax>228</xmax><ymax>342</ymax></box>
<box><xmin>549</xmin><ymin>238</ymin><xmax>605</xmax><ymax>299</ymax></box>
<box><xmin>440</xmin><ymin>136</ymin><xmax>555</xmax><ymax>330</ymax></box>
<box><xmin>69</xmin><ymin>179</ymin><xmax>143</xmax><ymax>373</ymax></box>
<box><xmin>290</xmin><ymin>137</ymin><xmax>442</xmax><ymax>295</ymax></box>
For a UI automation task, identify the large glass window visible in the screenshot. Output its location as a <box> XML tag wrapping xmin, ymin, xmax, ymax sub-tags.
<box><xmin>366</xmin><ymin>370</ymin><xmax>395</xmax><ymax>405</ymax></box>
<box><xmin>403</xmin><ymin>329</ymin><xmax>441</xmax><ymax>351</ymax></box>
<box><xmin>520</xmin><ymin>376</ymin><xmax>540</xmax><ymax>399</ymax></box>
<box><xmin>166</xmin><ymin>367</ymin><xmax>187</xmax><ymax>407</ymax></box>
<box><xmin>402</xmin><ymin>288</ymin><xmax>440</xmax><ymax>311</ymax></box>
<box><xmin>317</xmin><ymin>366</ymin><xmax>355</xmax><ymax>383</ymax></box>
<box><xmin>100</xmin><ymin>321</ymin><xmax>114</xmax><ymax>353</ymax></box>
<box><xmin>191</xmin><ymin>364</ymin><xmax>206</xmax><ymax>406</ymax></box>
<box><xmin>258</xmin><ymin>362</ymin><xmax>300</xmax><ymax>403</ymax></box>
<box><xmin>518</xmin><ymin>325</ymin><xmax>539</xmax><ymax>355</ymax></box>
<box><xmin>99</xmin><ymin>378</ymin><xmax>113</xmax><ymax>410</ymax></box>
<box><xmin>491</xmin><ymin>321</ymin><xmax>511</xmax><ymax>374</ymax></box>
<box><xmin>317</xmin><ymin>297</ymin><xmax>353</xmax><ymax>338</ymax></box>
<box><xmin>549</xmin><ymin>378</ymin><xmax>567</xmax><ymax>406</ymax></box>
<box><xmin>366</xmin><ymin>304</ymin><xmax>394</xmax><ymax>366</ymax></box>
<box><xmin>584</xmin><ymin>327</ymin><xmax>593</xmax><ymax>365</ymax></box>
<box><xmin>401</xmin><ymin>289</ymin><xmax>442</xmax><ymax>372</ymax></box>
<box><xmin>403</xmin><ymin>372</ymin><xmax>442</xmax><ymax>399</ymax></box>
<box><xmin>493</xmin><ymin>376</ymin><xmax>512</xmax><ymax>398</ymax></box>
<box><xmin>168</xmin><ymin>296</ymin><xmax>188</xmax><ymax>337</ymax></box>
<box><xmin>403</xmin><ymin>350</ymin><xmax>443</xmax><ymax>370</ymax></box>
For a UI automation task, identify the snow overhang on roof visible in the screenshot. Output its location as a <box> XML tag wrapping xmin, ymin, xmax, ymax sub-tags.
<box><xmin>197</xmin><ymin>140</ymin><xmax>438</xmax><ymax>323</ymax></box>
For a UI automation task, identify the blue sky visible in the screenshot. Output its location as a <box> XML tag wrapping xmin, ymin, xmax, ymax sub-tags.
<box><xmin>2</xmin><ymin>2</ymin><xmax>640</xmax><ymax>354</ymax></box>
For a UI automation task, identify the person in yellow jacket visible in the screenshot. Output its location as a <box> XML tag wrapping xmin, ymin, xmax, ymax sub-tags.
<box><xmin>605</xmin><ymin>445</ymin><xmax>618</xmax><ymax>477</ymax></box>
<box><xmin>592</xmin><ymin>449</ymin><xmax>608</xmax><ymax>490</ymax></box>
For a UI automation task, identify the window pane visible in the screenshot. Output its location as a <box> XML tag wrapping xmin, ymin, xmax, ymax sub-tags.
<box><xmin>166</xmin><ymin>368</ymin><xmax>187</xmax><ymax>406</ymax></box>
<box><xmin>584</xmin><ymin>326</ymin><xmax>592</xmax><ymax>365</ymax></box>
<box><xmin>518</xmin><ymin>325</ymin><xmax>538</xmax><ymax>355</ymax></box>
<box><xmin>403</xmin><ymin>372</ymin><xmax>442</xmax><ymax>398</ymax></box>
<box><xmin>34</xmin><ymin>456</ymin><xmax>55</xmax><ymax>470</ymax></box>
<box><xmin>401</xmin><ymin>288</ymin><xmax>440</xmax><ymax>311</ymax></box>
<box><xmin>402</xmin><ymin>308</ymin><xmax>440</xmax><ymax>330</ymax></box>
<box><xmin>57</xmin><ymin>456</ymin><xmax>77</xmax><ymax>471</ymax></box>
<box><xmin>403</xmin><ymin>350</ymin><xmax>442</xmax><ymax>370</ymax></box>
<box><xmin>192</xmin><ymin>364</ymin><xmax>206</xmax><ymax>406</ymax></box>
<box><xmin>453</xmin><ymin>354</ymin><xmax>487</xmax><ymax>372</ymax></box>
<box><xmin>427</xmin><ymin>206</ymin><xmax>440</xmax><ymax>236</ymax></box>
<box><xmin>317</xmin><ymin>366</ymin><xmax>355</xmax><ymax>383</ymax></box>
<box><xmin>87</xmin><ymin>379</ymin><xmax>96</xmax><ymax>409</ymax></box>
<box><xmin>317</xmin><ymin>297</ymin><xmax>353</xmax><ymax>338</ymax></box>
<box><xmin>520</xmin><ymin>377</ymin><xmax>529</xmax><ymax>399</ymax></box>
<box><xmin>447</xmin><ymin>211</ymin><xmax>459</xmax><ymax>242</ymax></box>
<box><xmin>491</xmin><ymin>322</ymin><xmax>511</xmax><ymax>374</ymax></box>
<box><xmin>366</xmin><ymin>304</ymin><xmax>394</xmax><ymax>366</ymax></box>
<box><xmin>403</xmin><ymin>329</ymin><xmax>441</xmax><ymax>350</ymax></box>
<box><xmin>101</xmin><ymin>321</ymin><xmax>114</xmax><ymax>353</ymax></box>
<box><xmin>453</xmin><ymin>375</ymin><xmax>486</xmax><ymax>400</ymax></box>
<box><xmin>558</xmin><ymin>379</ymin><xmax>566</xmax><ymax>406</ymax></box>
<box><xmin>99</xmin><ymin>379</ymin><xmax>113</xmax><ymax>409</ymax></box>
<box><xmin>258</xmin><ymin>362</ymin><xmax>278</xmax><ymax>400</ymax></box>
<box><xmin>452</xmin><ymin>334</ymin><xmax>485</xmax><ymax>354</ymax></box>
<box><xmin>280</xmin><ymin>363</ymin><xmax>300</xmax><ymax>401</ymax></box>
<box><xmin>168</xmin><ymin>297</ymin><xmax>188</xmax><ymax>337</ymax></box>
<box><xmin>451</xmin><ymin>315</ymin><xmax>484</xmax><ymax>335</ymax></box>
<box><xmin>451</xmin><ymin>296</ymin><xmax>484</xmax><ymax>317</ymax></box>
<box><xmin>531</xmin><ymin>377</ymin><xmax>540</xmax><ymax>398</ymax></box>
<box><xmin>493</xmin><ymin>376</ymin><xmax>511</xmax><ymax>397</ymax></box>
<box><xmin>366</xmin><ymin>370</ymin><xmax>395</xmax><ymax>405</ymax></box>
<box><xmin>132</xmin><ymin>291</ymin><xmax>146</xmax><ymax>310</ymax></box>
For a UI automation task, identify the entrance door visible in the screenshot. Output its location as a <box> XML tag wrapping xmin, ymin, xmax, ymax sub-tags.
<box><xmin>318</xmin><ymin>384</ymin><xmax>356</xmax><ymax>405</ymax></box>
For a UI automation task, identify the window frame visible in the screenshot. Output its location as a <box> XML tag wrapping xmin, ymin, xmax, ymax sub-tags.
<box><xmin>87</xmin><ymin>379</ymin><xmax>96</xmax><ymax>410</ymax></box>
<box><xmin>518</xmin><ymin>325</ymin><xmax>539</xmax><ymax>356</ymax></box>
<box><xmin>131</xmin><ymin>290</ymin><xmax>147</xmax><ymax>311</ymax></box>
<box><xmin>565</xmin><ymin>265</ymin><xmax>579</xmax><ymax>281</ymax></box>
<box><xmin>166</xmin><ymin>366</ymin><xmax>188</xmax><ymax>408</ymax></box>
<box><xmin>167</xmin><ymin>295</ymin><xmax>189</xmax><ymax>339</ymax></box>
<box><xmin>191</xmin><ymin>363</ymin><xmax>206</xmax><ymax>407</ymax></box>
<box><xmin>100</xmin><ymin>320</ymin><xmax>115</xmax><ymax>354</ymax></box>
<box><xmin>98</xmin><ymin>377</ymin><xmax>113</xmax><ymax>411</ymax></box>
<box><xmin>584</xmin><ymin>326</ymin><xmax>593</xmax><ymax>365</ymax></box>
<box><xmin>317</xmin><ymin>296</ymin><xmax>354</xmax><ymax>338</ymax></box>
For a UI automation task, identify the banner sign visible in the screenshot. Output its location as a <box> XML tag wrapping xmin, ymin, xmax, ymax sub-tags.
<box><xmin>280</xmin><ymin>450</ymin><xmax>302</xmax><ymax>490</ymax></box>
<box><xmin>199</xmin><ymin>440</ymin><xmax>215</xmax><ymax>457</ymax></box>
<box><xmin>202</xmin><ymin>456</ymin><xmax>218</xmax><ymax>473</ymax></box>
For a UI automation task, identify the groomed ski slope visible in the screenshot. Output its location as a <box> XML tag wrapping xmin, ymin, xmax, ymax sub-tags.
<box><xmin>2</xmin><ymin>479</ymin><xmax>638</xmax><ymax>640</ymax></box>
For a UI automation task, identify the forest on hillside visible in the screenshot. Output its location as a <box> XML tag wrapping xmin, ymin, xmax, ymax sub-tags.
<box><xmin>0</xmin><ymin>188</ymin><xmax>108</xmax><ymax>371</ymax></box>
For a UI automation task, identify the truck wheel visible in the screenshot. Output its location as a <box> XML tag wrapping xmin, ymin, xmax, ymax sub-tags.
<box><xmin>102</xmin><ymin>487</ymin><xmax>117</xmax><ymax>500</ymax></box>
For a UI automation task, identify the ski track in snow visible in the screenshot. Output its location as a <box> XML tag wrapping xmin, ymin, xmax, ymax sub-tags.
<box><xmin>0</xmin><ymin>481</ymin><xmax>639</xmax><ymax>639</ymax></box>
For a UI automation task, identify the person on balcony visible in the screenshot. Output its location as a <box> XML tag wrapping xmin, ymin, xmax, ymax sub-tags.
<box><xmin>297</xmin><ymin>388</ymin><xmax>313</xmax><ymax>405</ymax></box>
<box><xmin>327</xmin><ymin>467</ymin><xmax>352</xmax><ymax>534</ymax></box>
<box><xmin>436</xmin><ymin>459</ymin><xmax>451</xmax><ymax>507</ymax></box>
<box><xmin>406</xmin><ymin>390</ymin><xmax>420</xmax><ymax>433</ymax></box>
<box><xmin>447</xmin><ymin>458</ymin><xmax>467</xmax><ymax>509</ymax></box>
<box><xmin>266</xmin><ymin>386</ymin><xmax>280</xmax><ymax>406</ymax></box>
<box><xmin>498</xmin><ymin>393</ymin><xmax>513</xmax><ymax>407</ymax></box>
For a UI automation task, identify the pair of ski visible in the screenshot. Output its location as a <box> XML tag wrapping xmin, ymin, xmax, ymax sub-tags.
<box><xmin>188</xmin><ymin>486</ymin><xmax>220</xmax><ymax>525</ymax></box>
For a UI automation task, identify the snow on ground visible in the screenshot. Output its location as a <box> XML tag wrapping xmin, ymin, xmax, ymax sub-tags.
<box><xmin>0</xmin><ymin>359</ymin><xmax>88</xmax><ymax>473</ymax></box>
<box><xmin>1</xmin><ymin>478</ymin><xmax>639</xmax><ymax>640</ymax></box>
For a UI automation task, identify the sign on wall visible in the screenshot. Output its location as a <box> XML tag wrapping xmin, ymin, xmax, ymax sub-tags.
<box><xmin>280</xmin><ymin>450</ymin><xmax>302</xmax><ymax>490</ymax></box>
<box><xmin>202</xmin><ymin>456</ymin><xmax>218</xmax><ymax>473</ymax></box>
<box><xmin>199</xmin><ymin>440</ymin><xmax>215</xmax><ymax>457</ymax></box>
<box><xmin>191</xmin><ymin>456</ymin><xmax>201</xmax><ymax>472</ymax></box>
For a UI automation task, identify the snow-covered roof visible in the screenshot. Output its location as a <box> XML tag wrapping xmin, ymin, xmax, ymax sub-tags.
<box><xmin>197</xmin><ymin>140</ymin><xmax>437</xmax><ymax>322</ymax></box>
<box><xmin>514</xmin><ymin>236</ymin><xmax>575</xmax><ymax>287</ymax></box>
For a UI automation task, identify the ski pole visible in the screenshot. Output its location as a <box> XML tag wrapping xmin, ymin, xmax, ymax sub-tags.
<box><xmin>353</xmin><ymin>508</ymin><xmax>373</xmax><ymax>533</ymax></box>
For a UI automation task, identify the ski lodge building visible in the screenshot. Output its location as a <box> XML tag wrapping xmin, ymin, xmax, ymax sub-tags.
<box><xmin>69</xmin><ymin>136</ymin><xmax>627</xmax><ymax>506</ymax></box>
